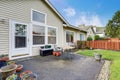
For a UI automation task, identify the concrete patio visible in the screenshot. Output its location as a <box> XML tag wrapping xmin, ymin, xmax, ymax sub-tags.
<box><xmin>15</xmin><ymin>54</ymin><xmax>104</xmax><ymax>80</ymax></box>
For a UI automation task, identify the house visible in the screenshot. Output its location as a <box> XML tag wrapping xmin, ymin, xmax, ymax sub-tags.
<box><xmin>79</xmin><ymin>24</ymin><xmax>105</xmax><ymax>40</ymax></box>
<box><xmin>63</xmin><ymin>25</ymin><xmax>87</xmax><ymax>46</ymax></box>
<box><xmin>0</xmin><ymin>0</ymin><xmax>86</xmax><ymax>60</ymax></box>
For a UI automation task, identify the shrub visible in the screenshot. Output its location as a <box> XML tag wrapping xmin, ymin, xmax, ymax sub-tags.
<box><xmin>94</xmin><ymin>35</ymin><xmax>100</xmax><ymax>40</ymax></box>
<box><xmin>87</xmin><ymin>37</ymin><xmax>93</xmax><ymax>41</ymax></box>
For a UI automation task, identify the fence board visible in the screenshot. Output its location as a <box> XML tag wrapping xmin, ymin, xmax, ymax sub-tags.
<box><xmin>86</xmin><ymin>40</ymin><xmax>120</xmax><ymax>51</ymax></box>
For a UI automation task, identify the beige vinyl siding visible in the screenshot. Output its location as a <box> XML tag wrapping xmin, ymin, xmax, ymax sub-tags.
<box><xmin>32</xmin><ymin>47</ymin><xmax>40</xmax><ymax>56</ymax></box>
<box><xmin>0</xmin><ymin>21</ymin><xmax>9</xmax><ymax>54</ymax></box>
<box><xmin>0</xmin><ymin>0</ymin><xmax>64</xmax><ymax>56</ymax></box>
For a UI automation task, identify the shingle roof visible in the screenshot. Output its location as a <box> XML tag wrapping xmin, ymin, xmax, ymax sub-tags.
<box><xmin>66</xmin><ymin>25</ymin><xmax>87</xmax><ymax>33</ymax></box>
<box><xmin>78</xmin><ymin>25</ymin><xmax>105</xmax><ymax>34</ymax></box>
<box><xmin>78</xmin><ymin>25</ymin><xmax>90</xmax><ymax>31</ymax></box>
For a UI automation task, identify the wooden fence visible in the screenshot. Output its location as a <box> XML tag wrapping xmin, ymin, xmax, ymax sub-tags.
<box><xmin>87</xmin><ymin>41</ymin><xmax>120</xmax><ymax>51</ymax></box>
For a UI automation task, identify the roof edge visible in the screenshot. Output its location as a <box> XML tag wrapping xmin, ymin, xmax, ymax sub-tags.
<box><xmin>44</xmin><ymin>0</ymin><xmax>69</xmax><ymax>25</ymax></box>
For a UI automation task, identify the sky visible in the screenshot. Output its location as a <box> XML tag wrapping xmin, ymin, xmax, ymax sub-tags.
<box><xmin>49</xmin><ymin>0</ymin><xmax>120</xmax><ymax>27</ymax></box>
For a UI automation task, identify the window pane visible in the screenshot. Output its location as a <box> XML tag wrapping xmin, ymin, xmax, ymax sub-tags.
<box><xmin>33</xmin><ymin>25</ymin><xmax>45</xmax><ymax>45</ymax></box>
<box><xmin>15</xmin><ymin>24</ymin><xmax>27</xmax><ymax>36</ymax></box>
<box><xmin>33</xmin><ymin>36</ymin><xmax>45</xmax><ymax>45</ymax></box>
<box><xmin>15</xmin><ymin>24</ymin><xmax>27</xmax><ymax>48</ymax></box>
<box><xmin>15</xmin><ymin>37</ymin><xmax>26</xmax><ymax>48</ymax></box>
<box><xmin>48</xmin><ymin>27</ymin><xmax>56</xmax><ymax>44</ymax></box>
<box><xmin>33</xmin><ymin>25</ymin><xmax>45</xmax><ymax>35</ymax></box>
<box><xmin>48</xmin><ymin>27</ymin><xmax>56</xmax><ymax>36</ymax></box>
<box><xmin>33</xmin><ymin>11</ymin><xmax>45</xmax><ymax>23</ymax></box>
<box><xmin>66</xmin><ymin>31</ymin><xmax>74</xmax><ymax>43</ymax></box>
<box><xmin>48</xmin><ymin>37</ymin><xmax>56</xmax><ymax>44</ymax></box>
<box><xmin>80</xmin><ymin>34</ymin><xmax>85</xmax><ymax>41</ymax></box>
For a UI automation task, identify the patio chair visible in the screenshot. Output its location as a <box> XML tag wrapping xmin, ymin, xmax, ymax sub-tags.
<box><xmin>51</xmin><ymin>45</ymin><xmax>63</xmax><ymax>57</ymax></box>
<box><xmin>53</xmin><ymin>45</ymin><xmax>63</xmax><ymax>53</ymax></box>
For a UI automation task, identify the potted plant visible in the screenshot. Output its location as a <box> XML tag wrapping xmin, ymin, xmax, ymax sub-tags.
<box><xmin>6</xmin><ymin>74</ymin><xmax>18</xmax><ymax>80</ymax></box>
<box><xmin>16</xmin><ymin>64</ymin><xmax>23</xmax><ymax>72</ymax></box>
<box><xmin>94</xmin><ymin>52</ymin><xmax>102</xmax><ymax>61</ymax></box>
<box><xmin>7</xmin><ymin>61</ymin><xmax>16</xmax><ymax>65</ymax></box>
<box><xmin>0</xmin><ymin>54</ymin><xmax>9</xmax><ymax>61</ymax></box>
<box><xmin>21</xmin><ymin>73</ymin><xmax>37</xmax><ymax>80</ymax></box>
<box><xmin>20</xmin><ymin>70</ymin><xmax>32</xmax><ymax>79</ymax></box>
<box><xmin>0</xmin><ymin>64</ymin><xmax>17</xmax><ymax>80</ymax></box>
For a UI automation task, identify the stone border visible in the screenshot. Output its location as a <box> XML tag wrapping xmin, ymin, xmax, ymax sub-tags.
<box><xmin>97</xmin><ymin>60</ymin><xmax>111</xmax><ymax>80</ymax></box>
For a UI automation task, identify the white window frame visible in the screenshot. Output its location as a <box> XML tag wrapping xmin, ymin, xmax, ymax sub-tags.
<box><xmin>32</xmin><ymin>22</ymin><xmax>46</xmax><ymax>47</ymax></box>
<box><xmin>80</xmin><ymin>33</ymin><xmax>85</xmax><ymax>41</ymax></box>
<box><xmin>31</xmin><ymin>9</ymin><xmax>47</xmax><ymax>25</ymax></box>
<box><xmin>31</xmin><ymin>9</ymin><xmax>46</xmax><ymax>47</ymax></box>
<box><xmin>31</xmin><ymin>9</ymin><xmax>58</xmax><ymax>47</ymax></box>
<box><xmin>65</xmin><ymin>30</ymin><xmax>74</xmax><ymax>44</ymax></box>
<box><xmin>32</xmin><ymin>24</ymin><xmax>58</xmax><ymax>47</ymax></box>
<box><xmin>47</xmin><ymin>26</ymin><xmax>58</xmax><ymax>45</ymax></box>
<box><xmin>32</xmin><ymin>24</ymin><xmax>46</xmax><ymax>46</ymax></box>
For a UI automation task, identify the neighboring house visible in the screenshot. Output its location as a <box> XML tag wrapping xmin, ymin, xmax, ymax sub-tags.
<box><xmin>0</xmin><ymin>0</ymin><xmax>86</xmax><ymax>60</ymax></box>
<box><xmin>79</xmin><ymin>25</ymin><xmax>105</xmax><ymax>40</ymax></box>
<box><xmin>95</xmin><ymin>27</ymin><xmax>105</xmax><ymax>37</ymax></box>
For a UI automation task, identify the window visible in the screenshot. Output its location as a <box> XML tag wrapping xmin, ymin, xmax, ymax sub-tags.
<box><xmin>33</xmin><ymin>25</ymin><xmax>45</xmax><ymax>45</ymax></box>
<box><xmin>15</xmin><ymin>24</ymin><xmax>27</xmax><ymax>48</ymax></box>
<box><xmin>80</xmin><ymin>34</ymin><xmax>85</xmax><ymax>41</ymax></box>
<box><xmin>32</xmin><ymin>10</ymin><xmax>45</xmax><ymax>23</ymax></box>
<box><xmin>66</xmin><ymin>31</ymin><xmax>74</xmax><ymax>43</ymax></box>
<box><xmin>48</xmin><ymin>27</ymin><xmax>56</xmax><ymax>44</ymax></box>
<box><xmin>32</xmin><ymin>10</ymin><xmax>57</xmax><ymax>45</ymax></box>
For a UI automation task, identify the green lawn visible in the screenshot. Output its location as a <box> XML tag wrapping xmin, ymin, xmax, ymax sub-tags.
<box><xmin>76</xmin><ymin>49</ymin><xmax>120</xmax><ymax>80</ymax></box>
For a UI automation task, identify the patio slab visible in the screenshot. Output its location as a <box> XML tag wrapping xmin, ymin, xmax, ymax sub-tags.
<box><xmin>0</xmin><ymin>54</ymin><xmax>104</xmax><ymax>80</ymax></box>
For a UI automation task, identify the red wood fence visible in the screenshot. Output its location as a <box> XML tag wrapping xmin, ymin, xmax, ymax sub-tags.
<box><xmin>87</xmin><ymin>41</ymin><xmax>120</xmax><ymax>51</ymax></box>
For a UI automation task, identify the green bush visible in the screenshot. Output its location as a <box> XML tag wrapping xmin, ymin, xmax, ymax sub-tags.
<box><xmin>87</xmin><ymin>37</ymin><xmax>93</xmax><ymax>41</ymax></box>
<box><xmin>94</xmin><ymin>35</ymin><xmax>100</xmax><ymax>40</ymax></box>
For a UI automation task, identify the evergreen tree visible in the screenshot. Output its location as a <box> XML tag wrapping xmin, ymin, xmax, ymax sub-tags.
<box><xmin>105</xmin><ymin>10</ymin><xmax>120</xmax><ymax>38</ymax></box>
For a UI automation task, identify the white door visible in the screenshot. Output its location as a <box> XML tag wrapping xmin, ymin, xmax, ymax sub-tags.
<box><xmin>10</xmin><ymin>20</ymin><xmax>30</xmax><ymax>59</ymax></box>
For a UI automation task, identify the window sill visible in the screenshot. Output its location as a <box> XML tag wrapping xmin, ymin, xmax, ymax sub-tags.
<box><xmin>32</xmin><ymin>44</ymin><xmax>45</xmax><ymax>47</ymax></box>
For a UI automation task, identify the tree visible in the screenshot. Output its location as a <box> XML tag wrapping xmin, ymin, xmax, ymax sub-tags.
<box><xmin>105</xmin><ymin>10</ymin><xmax>120</xmax><ymax>38</ymax></box>
<box><xmin>94</xmin><ymin>35</ymin><xmax>100</xmax><ymax>40</ymax></box>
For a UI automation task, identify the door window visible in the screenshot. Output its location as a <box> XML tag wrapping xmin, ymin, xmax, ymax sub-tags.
<box><xmin>15</xmin><ymin>24</ymin><xmax>27</xmax><ymax>48</ymax></box>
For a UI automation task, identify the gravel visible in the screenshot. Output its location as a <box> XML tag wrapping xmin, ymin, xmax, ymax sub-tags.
<box><xmin>97</xmin><ymin>60</ymin><xmax>111</xmax><ymax>80</ymax></box>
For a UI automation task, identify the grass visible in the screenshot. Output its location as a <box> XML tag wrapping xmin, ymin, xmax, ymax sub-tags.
<box><xmin>76</xmin><ymin>49</ymin><xmax>120</xmax><ymax>80</ymax></box>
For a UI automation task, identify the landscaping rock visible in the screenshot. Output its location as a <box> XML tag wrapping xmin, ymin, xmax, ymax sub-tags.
<box><xmin>97</xmin><ymin>60</ymin><xmax>111</xmax><ymax>80</ymax></box>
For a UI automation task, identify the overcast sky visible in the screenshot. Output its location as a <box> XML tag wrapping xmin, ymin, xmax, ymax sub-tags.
<box><xmin>49</xmin><ymin>0</ymin><xmax>120</xmax><ymax>27</ymax></box>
